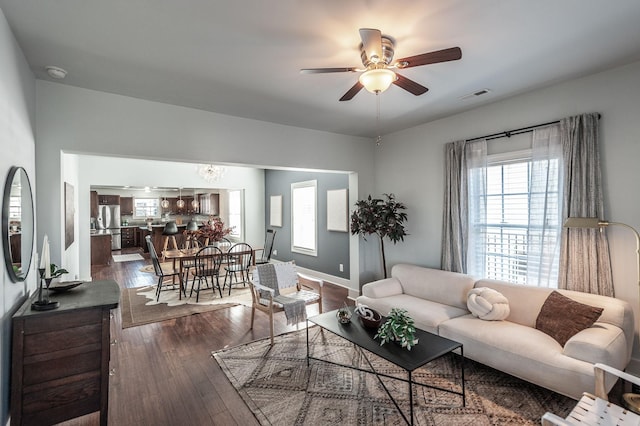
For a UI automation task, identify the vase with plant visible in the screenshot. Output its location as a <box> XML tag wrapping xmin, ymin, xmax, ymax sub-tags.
<box><xmin>336</xmin><ymin>302</ymin><xmax>352</xmax><ymax>324</ymax></box>
<box><xmin>49</xmin><ymin>263</ymin><xmax>69</xmax><ymax>280</ymax></box>
<box><xmin>193</xmin><ymin>217</ymin><xmax>233</xmax><ymax>243</ymax></box>
<box><xmin>374</xmin><ymin>308</ymin><xmax>419</xmax><ymax>350</ymax></box>
<box><xmin>350</xmin><ymin>193</ymin><xmax>408</xmax><ymax>278</ymax></box>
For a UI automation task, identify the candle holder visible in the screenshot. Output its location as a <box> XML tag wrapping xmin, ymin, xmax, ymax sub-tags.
<box><xmin>31</xmin><ymin>268</ymin><xmax>59</xmax><ymax>311</ymax></box>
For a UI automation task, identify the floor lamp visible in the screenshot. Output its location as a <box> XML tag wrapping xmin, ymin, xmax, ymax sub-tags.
<box><xmin>564</xmin><ymin>217</ymin><xmax>640</xmax><ymax>413</ymax></box>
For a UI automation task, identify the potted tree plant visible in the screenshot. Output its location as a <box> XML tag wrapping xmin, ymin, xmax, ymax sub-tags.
<box><xmin>350</xmin><ymin>193</ymin><xmax>408</xmax><ymax>278</ymax></box>
<box><xmin>374</xmin><ymin>308</ymin><xmax>419</xmax><ymax>350</ymax></box>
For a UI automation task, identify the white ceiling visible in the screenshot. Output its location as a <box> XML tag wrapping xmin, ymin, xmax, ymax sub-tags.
<box><xmin>2</xmin><ymin>0</ymin><xmax>640</xmax><ymax>138</ymax></box>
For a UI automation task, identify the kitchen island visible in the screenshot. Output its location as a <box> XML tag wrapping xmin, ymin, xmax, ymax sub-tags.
<box><xmin>90</xmin><ymin>231</ymin><xmax>112</xmax><ymax>266</ymax></box>
<box><xmin>139</xmin><ymin>224</ymin><xmax>193</xmax><ymax>255</ymax></box>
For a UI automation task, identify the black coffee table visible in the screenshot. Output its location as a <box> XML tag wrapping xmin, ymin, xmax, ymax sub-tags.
<box><xmin>307</xmin><ymin>307</ymin><xmax>464</xmax><ymax>425</ymax></box>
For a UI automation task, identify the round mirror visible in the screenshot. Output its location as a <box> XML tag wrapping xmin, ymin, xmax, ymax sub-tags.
<box><xmin>2</xmin><ymin>166</ymin><xmax>34</xmax><ymax>282</ymax></box>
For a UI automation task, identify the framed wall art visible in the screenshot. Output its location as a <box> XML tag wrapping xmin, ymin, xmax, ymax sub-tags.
<box><xmin>270</xmin><ymin>195</ymin><xmax>282</xmax><ymax>227</ymax></box>
<box><xmin>327</xmin><ymin>188</ymin><xmax>348</xmax><ymax>232</ymax></box>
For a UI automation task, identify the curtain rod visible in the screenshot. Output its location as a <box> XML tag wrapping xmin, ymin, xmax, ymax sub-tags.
<box><xmin>465</xmin><ymin>114</ymin><xmax>601</xmax><ymax>143</ymax></box>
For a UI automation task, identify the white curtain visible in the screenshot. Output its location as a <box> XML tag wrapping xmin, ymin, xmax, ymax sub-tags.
<box><xmin>527</xmin><ymin>125</ymin><xmax>563</xmax><ymax>287</ymax></box>
<box><xmin>465</xmin><ymin>141</ymin><xmax>488</xmax><ymax>278</ymax></box>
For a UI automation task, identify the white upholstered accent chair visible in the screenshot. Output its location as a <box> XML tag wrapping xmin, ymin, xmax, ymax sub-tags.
<box><xmin>541</xmin><ymin>363</ymin><xmax>640</xmax><ymax>426</ymax></box>
<box><xmin>249</xmin><ymin>261</ymin><xmax>323</xmax><ymax>345</ymax></box>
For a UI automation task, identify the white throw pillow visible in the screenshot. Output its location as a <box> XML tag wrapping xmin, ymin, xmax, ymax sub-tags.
<box><xmin>467</xmin><ymin>287</ymin><xmax>510</xmax><ymax>321</ymax></box>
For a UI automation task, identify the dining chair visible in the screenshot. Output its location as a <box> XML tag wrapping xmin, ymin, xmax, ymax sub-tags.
<box><xmin>190</xmin><ymin>246</ymin><xmax>223</xmax><ymax>302</ymax></box>
<box><xmin>181</xmin><ymin>234</ymin><xmax>209</xmax><ymax>286</ymax></box>
<box><xmin>146</xmin><ymin>235</ymin><xmax>183</xmax><ymax>301</ymax></box>
<box><xmin>223</xmin><ymin>242</ymin><xmax>253</xmax><ymax>295</ymax></box>
<box><xmin>542</xmin><ymin>363</ymin><xmax>640</xmax><ymax>425</ymax></box>
<box><xmin>255</xmin><ymin>229</ymin><xmax>276</xmax><ymax>265</ymax></box>
<box><xmin>249</xmin><ymin>261</ymin><xmax>323</xmax><ymax>346</ymax></box>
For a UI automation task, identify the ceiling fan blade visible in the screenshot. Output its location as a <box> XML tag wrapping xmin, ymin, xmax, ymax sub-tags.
<box><xmin>393</xmin><ymin>73</ymin><xmax>429</xmax><ymax>96</ymax></box>
<box><xmin>339</xmin><ymin>81</ymin><xmax>364</xmax><ymax>101</ymax></box>
<box><xmin>394</xmin><ymin>47</ymin><xmax>462</xmax><ymax>69</ymax></box>
<box><xmin>359</xmin><ymin>28</ymin><xmax>383</xmax><ymax>63</ymax></box>
<box><xmin>300</xmin><ymin>67</ymin><xmax>359</xmax><ymax>74</ymax></box>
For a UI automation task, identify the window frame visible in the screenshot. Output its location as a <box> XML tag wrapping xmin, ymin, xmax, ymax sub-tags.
<box><xmin>133</xmin><ymin>197</ymin><xmax>160</xmax><ymax>219</ymax></box>
<box><xmin>470</xmin><ymin>148</ymin><xmax>561</xmax><ymax>285</ymax></box>
<box><xmin>227</xmin><ymin>189</ymin><xmax>244</xmax><ymax>241</ymax></box>
<box><xmin>291</xmin><ymin>180</ymin><xmax>317</xmax><ymax>256</ymax></box>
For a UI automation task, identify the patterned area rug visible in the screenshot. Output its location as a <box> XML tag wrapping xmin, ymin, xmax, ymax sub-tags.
<box><xmin>213</xmin><ymin>327</ymin><xmax>575</xmax><ymax>425</ymax></box>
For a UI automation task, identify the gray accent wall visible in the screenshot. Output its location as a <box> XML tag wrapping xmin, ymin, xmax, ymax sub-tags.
<box><xmin>265</xmin><ymin>169</ymin><xmax>349</xmax><ymax>279</ymax></box>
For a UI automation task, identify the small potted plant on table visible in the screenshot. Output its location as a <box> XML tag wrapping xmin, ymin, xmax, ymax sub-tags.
<box><xmin>374</xmin><ymin>308</ymin><xmax>419</xmax><ymax>350</ymax></box>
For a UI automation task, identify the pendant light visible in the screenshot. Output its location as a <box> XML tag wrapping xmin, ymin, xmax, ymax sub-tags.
<box><xmin>160</xmin><ymin>190</ymin><xmax>170</xmax><ymax>209</ymax></box>
<box><xmin>191</xmin><ymin>188</ymin><xmax>199</xmax><ymax>209</ymax></box>
<box><xmin>176</xmin><ymin>188</ymin><xmax>185</xmax><ymax>209</ymax></box>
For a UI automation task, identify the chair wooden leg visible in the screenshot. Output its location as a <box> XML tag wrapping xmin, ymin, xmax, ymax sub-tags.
<box><xmin>250</xmin><ymin>306</ymin><xmax>255</xmax><ymax>329</ymax></box>
<box><xmin>269</xmin><ymin>310</ymin><xmax>274</xmax><ymax>346</ymax></box>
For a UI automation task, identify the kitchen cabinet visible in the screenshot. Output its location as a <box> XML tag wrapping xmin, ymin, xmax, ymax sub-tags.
<box><xmin>90</xmin><ymin>191</ymin><xmax>99</xmax><ymax>218</ymax></box>
<box><xmin>162</xmin><ymin>197</ymin><xmax>178</xmax><ymax>214</ymax></box>
<box><xmin>178</xmin><ymin>196</ymin><xmax>195</xmax><ymax>214</ymax></box>
<box><xmin>91</xmin><ymin>234</ymin><xmax>112</xmax><ymax>266</ymax></box>
<box><xmin>121</xmin><ymin>227</ymin><xmax>136</xmax><ymax>248</ymax></box>
<box><xmin>98</xmin><ymin>195</ymin><xmax>120</xmax><ymax>205</ymax></box>
<box><xmin>198</xmin><ymin>193</ymin><xmax>219</xmax><ymax>215</ymax></box>
<box><xmin>120</xmin><ymin>197</ymin><xmax>134</xmax><ymax>215</ymax></box>
<box><xmin>10</xmin><ymin>280</ymin><xmax>120</xmax><ymax>426</ymax></box>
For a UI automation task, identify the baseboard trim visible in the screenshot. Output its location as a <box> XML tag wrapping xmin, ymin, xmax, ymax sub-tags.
<box><xmin>268</xmin><ymin>260</ymin><xmax>357</xmax><ymax>299</ymax></box>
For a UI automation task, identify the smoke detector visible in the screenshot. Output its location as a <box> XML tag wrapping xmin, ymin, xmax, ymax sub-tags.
<box><xmin>44</xmin><ymin>66</ymin><xmax>67</xmax><ymax>80</ymax></box>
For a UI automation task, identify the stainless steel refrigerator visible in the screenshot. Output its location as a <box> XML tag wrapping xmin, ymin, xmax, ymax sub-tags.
<box><xmin>96</xmin><ymin>204</ymin><xmax>122</xmax><ymax>250</ymax></box>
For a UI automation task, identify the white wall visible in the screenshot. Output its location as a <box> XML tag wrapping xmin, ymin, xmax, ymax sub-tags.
<box><xmin>60</xmin><ymin>153</ymin><xmax>80</xmax><ymax>283</ymax></box>
<box><xmin>0</xmin><ymin>9</ymin><xmax>36</xmax><ymax>425</ymax></box>
<box><xmin>375</xmin><ymin>60</ymin><xmax>640</xmax><ymax>370</ymax></box>
<box><xmin>72</xmin><ymin>155</ymin><xmax>264</xmax><ymax>280</ymax></box>
<box><xmin>35</xmin><ymin>82</ymin><xmax>375</xmax><ymax>294</ymax></box>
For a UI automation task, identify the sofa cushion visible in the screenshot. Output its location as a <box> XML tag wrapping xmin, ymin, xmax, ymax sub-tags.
<box><xmin>535</xmin><ymin>291</ymin><xmax>603</xmax><ymax>346</ymax></box>
<box><xmin>438</xmin><ymin>315</ymin><xmax>617</xmax><ymax>400</ymax></box>
<box><xmin>355</xmin><ymin>294</ymin><xmax>469</xmax><ymax>334</ymax></box>
<box><xmin>467</xmin><ymin>287</ymin><xmax>510</xmax><ymax>320</ymax></box>
<box><xmin>563</xmin><ymin>322</ymin><xmax>628</xmax><ymax>367</ymax></box>
<box><xmin>391</xmin><ymin>264</ymin><xmax>475</xmax><ymax>310</ymax></box>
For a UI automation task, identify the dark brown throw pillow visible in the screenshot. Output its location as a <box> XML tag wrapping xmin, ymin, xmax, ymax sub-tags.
<box><xmin>535</xmin><ymin>290</ymin><xmax>603</xmax><ymax>346</ymax></box>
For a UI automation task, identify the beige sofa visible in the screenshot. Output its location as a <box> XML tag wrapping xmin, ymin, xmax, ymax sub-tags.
<box><xmin>355</xmin><ymin>263</ymin><xmax>635</xmax><ymax>400</ymax></box>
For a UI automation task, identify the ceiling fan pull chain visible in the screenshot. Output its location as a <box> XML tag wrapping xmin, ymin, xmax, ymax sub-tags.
<box><xmin>375</xmin><ymin>93</ymin><xmax>383</xmax><ymax>146</ymax></box>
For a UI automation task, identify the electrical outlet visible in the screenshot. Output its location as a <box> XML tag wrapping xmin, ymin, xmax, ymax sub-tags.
<box><xmin>273</xmin><ymin>249</ymin><xmax>277</xmax><ymax>256</ymax></box>
<box><xmin>339</xmin><ymin>264</ymin><xmax>343</xmax><ymax>272</ymax></box>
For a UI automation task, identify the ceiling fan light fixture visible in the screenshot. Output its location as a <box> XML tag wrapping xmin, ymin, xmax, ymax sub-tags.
<box><xmin>359</xmin><ymin>68</ymin><xmax>396</xmax><ymax>94</ymax></box>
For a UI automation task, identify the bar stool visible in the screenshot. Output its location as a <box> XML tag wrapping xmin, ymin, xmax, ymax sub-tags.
<box><xmin>183</xmin><ymin>220</ymin><xmax>200</xmax><ymax>249</ymax></box>
<box><xmin>161</xmin><ymin>221</ymin><xmax>179</xmax><ymax>260</ymax></box>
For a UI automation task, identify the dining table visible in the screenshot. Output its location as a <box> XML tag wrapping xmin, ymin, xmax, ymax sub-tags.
<box><xmin>163</xmin><ymin>245</ymin><xmax>258</xmax><ymax>299</ymax></box>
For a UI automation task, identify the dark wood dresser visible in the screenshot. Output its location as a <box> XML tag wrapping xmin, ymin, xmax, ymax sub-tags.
<box><xmin>10</xmin><ymin>280</ymin><xmax>120</xmax><ymax>426</ymax></box>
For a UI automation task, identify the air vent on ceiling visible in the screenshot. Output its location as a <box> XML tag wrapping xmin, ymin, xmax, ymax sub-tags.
<box><xmin>459</xmin><ymin>88</ymin><xmax>491</xmax><ymax>101</ymax></box>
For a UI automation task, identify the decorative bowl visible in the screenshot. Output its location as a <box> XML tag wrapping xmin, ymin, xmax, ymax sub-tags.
<box><xmin>357</xmin><ymin>308</ymin><xmax>383</xmax><ymax>329</ymax></box>
<box><xmin>48</xmin><ymin>280</ymin><xmax>84</xmax><ymax>293</ymax></box>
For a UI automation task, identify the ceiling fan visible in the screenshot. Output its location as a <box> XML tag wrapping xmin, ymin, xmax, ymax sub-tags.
<box><xmin>300</xmin><ymin>28</ymin><xmax>462</xmax><ymax>101</ymax></box>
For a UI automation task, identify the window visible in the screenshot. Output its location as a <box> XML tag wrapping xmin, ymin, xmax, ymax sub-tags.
<box><xmin>291</xmin><ymin>180</ymin><xmax>317</xmax><ymax>256</ymax></box>
<box><xmin>228</xmin><ymin>190</ymin><xmax>243</xmax><ymax>239</ymax></box>
<box><xmin>134</xmin><ymin>198</ymin><xmax>160</xmax><ymax>218</ymax></box>
<box><xmin>469</xmin><ymin>150</ymin><xmax>561</xmax><ymax>285</ymax></box>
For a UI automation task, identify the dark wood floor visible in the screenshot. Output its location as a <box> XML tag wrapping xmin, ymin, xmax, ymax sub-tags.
<box><xmin>61</xmin><ymin>248</ymin><xmax>351</xmax><ymax>425</ymax></box>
